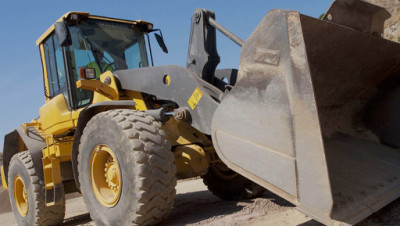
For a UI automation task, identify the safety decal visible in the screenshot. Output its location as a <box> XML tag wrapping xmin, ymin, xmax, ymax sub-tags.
<box><xmin>188</xmin><ymin>87</ymin><xmax>203</xmax><ymax>110</ymax></box>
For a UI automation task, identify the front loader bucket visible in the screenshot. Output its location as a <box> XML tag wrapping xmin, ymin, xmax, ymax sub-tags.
<box><xmin>211</xmin><ymin>9</ymin><xmax>400</xmax><ymax>225</ymax></box>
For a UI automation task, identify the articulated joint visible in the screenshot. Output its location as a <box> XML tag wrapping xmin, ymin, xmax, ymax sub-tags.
<box><xmin>145</xmin><ymin>107</ymin><xmax>192</xmax><ymax>124</ymax></box>
<box><xmin>145</xmin><ymin>107</ymin><xmax>172</xmax><ymax>123</ymax></box>
<box><xmin>174</xmin><ymin>144</ymin><xmax>210</xmax><ymax>179</ymax></box>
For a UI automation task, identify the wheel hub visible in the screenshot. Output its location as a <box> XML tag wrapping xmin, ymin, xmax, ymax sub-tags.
<box><xmin>13</xmin><ymin>175</ymin><xmax>28</xmax><ymax>216</ymax></box>
<box><xmin>105</xmin><ymin>160</ymin><xmax>119</xmax><ymax>191</ymax></box>
<box><xmin>90</xmin><ymin>145</ymin><xmax>122</xmax><ymax>207</ymax></box>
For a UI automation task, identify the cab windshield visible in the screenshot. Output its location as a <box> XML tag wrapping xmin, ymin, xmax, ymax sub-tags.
<box><xmin>66</xmin><ymin>18</ymin><xmax>149</xmax><ymax>108</ymax></box>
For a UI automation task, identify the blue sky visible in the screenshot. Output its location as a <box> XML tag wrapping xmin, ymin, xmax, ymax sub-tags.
<box><xmin>0</xmin><ymin>0</ymin><xmax>332</xmax><ymax>151</ymax></box>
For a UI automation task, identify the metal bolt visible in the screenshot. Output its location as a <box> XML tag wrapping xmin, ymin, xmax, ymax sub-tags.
<box><xmin>177</xmin><ymin>111</ymin><xmax>183</xmax><ymax>119</ymax></box>
<box><xmin>104</xmin><ymin>76</ymin><xmax>111</xmax><ymax>85</ymax></box>
<box><xmin>189</xmin><ymin>59</ymin><xmax>196</xmax><ymax>65</ymax></box>
<box><xmin>194</xmin><ymin>13</ymin><xmax>201</xmax><ymax>24</ymax></box>
<box><xmin>173</xmin><ymin>108</ymin><xmax>191</xmax><ymax>123</ymax></box>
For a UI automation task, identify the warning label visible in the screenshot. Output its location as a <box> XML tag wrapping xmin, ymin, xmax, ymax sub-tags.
<box><xmin>187</xmin><ymin>87</ymin><xmax>203</xmax><ymax>110</ymax></box>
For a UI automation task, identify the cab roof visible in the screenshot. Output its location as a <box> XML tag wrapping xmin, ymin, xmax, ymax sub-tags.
<box><xmin>36</xmin><ymin>11</ymin><xmax>152</xmax><ymax>46</ymax></box>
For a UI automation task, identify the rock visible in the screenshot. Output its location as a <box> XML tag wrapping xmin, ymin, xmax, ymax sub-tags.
<box><xmin>363</xmin><ymin>0</ymin><xmax>400</xmax><ymax>42</ymax></box>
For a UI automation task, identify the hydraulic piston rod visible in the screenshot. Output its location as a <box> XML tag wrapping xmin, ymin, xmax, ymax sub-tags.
<box><xmin>208</xmin><ymin>17</ymin><xmax>245</xmax><ymax>47</ymax></box>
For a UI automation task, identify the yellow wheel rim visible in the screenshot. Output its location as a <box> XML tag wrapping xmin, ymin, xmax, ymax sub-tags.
<box><xmin>90</xmin><ymin>145</ymin><xmax>121</xmax><ymax>207</ymax></box>
<box><xmin>13</xmin><ymin>175</ymin><xmax>28</xmax><ymax>216</ymax></box>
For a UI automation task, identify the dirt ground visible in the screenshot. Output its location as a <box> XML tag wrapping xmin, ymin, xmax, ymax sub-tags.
<box><xmin>0</xmin><ymin>179</ymin><xmax>399</xmax><ymax>226</ymax></box>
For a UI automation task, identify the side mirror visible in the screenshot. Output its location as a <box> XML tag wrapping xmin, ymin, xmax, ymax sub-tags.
<box><xmin>154</xmin><ymin>33</ymin><xmax>168</xmax><ymax>54</ymax></box>
<box><xmin>54</xmin><ymin>20</ymin><xmax>72</xmax><ymax>47</ymax></box>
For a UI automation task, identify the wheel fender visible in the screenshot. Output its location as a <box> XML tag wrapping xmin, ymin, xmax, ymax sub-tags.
<box><xmin>2</xmin><ymin>127</ymin><xmax>46</xmax><ymax>187</ymax></box>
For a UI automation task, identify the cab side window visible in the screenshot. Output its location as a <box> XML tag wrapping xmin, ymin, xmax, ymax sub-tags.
<box><xmin>43</xmin><ymin>35</ymin><xmax>67</xmax><ymax>98</ymax></box>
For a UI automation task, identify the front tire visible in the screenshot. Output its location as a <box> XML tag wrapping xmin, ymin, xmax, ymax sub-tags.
<box><xmin>202</xmin><ymin>160</ymin><xmax>265</xmax><ymax>200</ymax></box>
<box><xmin>8</xmin><ymin>151</ymin><xmax>65</xmax><ymax>226</ymax></box>
<box><xmin>78</xmin><ymin>109</ymin><xmax>176</xmax><ymax>225</ymax></box>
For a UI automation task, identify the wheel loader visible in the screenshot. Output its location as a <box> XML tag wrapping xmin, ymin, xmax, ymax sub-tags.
<box><xmin>2</xmin><ymin>0</ymin><xmax>400</xmax><ymax>225</ymax></box>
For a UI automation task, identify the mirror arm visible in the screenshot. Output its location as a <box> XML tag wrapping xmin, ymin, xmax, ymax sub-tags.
<box><xmin>151</xmin><ymin>29</ymin><xmax>164</xmax><ymax>37</ymax></box>
<box><xmin>146</xmin><ymin>33</ymin><xmax>154</xmax><ymax>67</ymax></box>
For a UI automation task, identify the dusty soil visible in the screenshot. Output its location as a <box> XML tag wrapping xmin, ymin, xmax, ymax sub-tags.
<box><xmin>0</xmin><ymin>153</ymin><xmax>11</xmax><ymax>214</ymax></box>
<box><xmin>0</xmin><ymin>179</ymin><xmax>399</xmax><ymax>226</ymax></box>
<box><xmin>0</xmin><ymin>188</ymin><xmax>11</xmax><ymax>214</ymax></box>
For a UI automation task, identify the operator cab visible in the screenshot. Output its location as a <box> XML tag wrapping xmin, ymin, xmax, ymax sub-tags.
<box><xmin>36</xmin><ymin>12</ymin><xmax>159</xmax><ymax>136</ymax></box>
<box><xmin>37</xmin><ymin>12</ymin><xmax>153</xmax><ymax>110</ymax></box>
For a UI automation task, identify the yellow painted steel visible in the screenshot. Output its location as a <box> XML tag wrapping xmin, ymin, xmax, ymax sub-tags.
<box><xmin>34</xmin><ymin>43</ymin><xmax>146</xmax><ymax>196</ymax></box>
<box><xmin>162</xmin><ymin>119</ymin><xmax>211</xmax><ymax>146</ymax></box>
<box><xmin>124</xmin><ymin>90</ymin><xmax>147</xmax><ymax>110</ymax></box>
<box><xmin>174</xmin><ymin>144</ymin><xmax>209</xmax><ymax>178</ymax></box>
<box><xmin>71</xmin><ymin>108</ymin><xmax>84</xmax><ymax>127</ymax></box>
<box><xmin>38</xmin><ymin>94</ymin><xmax>73</xmax><ymax>136</ymax></box>
<box><xmin>77</xmin><ymin>72</ymin><xmax>119</xmax><ymax>101</ymax></box>
<box><xmin>13</xmin><ymin>175</ymin><xmax>28</xmax><ymax>216</ymax></box>
<box><xmin>90</xmin><ymin>145</ymin><xmax>121</xmax><ymax>207</ymax></box>
<box><xmin>89</xmin><ymin>16</ymin><xmax>152</xmax><ymax>26</ymax></box>
<box><xmin>21</xmin><ymin>122</ymin><xmax>40</xmax><ymax>133</ymax></box>
<box><xmin>36</xmin><ymin>12</ymin><xmax>152</xmax><ymax>46</ymax></box>
<box><xmin>42</xmin><ymin>137</ymin><xmax>73</xmax><ymax>190</ymax></box>
<box><xmin>163</xmin><ymin>75</ymin><xmax>171</xmax><ymax>86</ymax></box>
<box><xmin>77</xmin><ymin>80</ymin><xmax>117</xmax><ymax>100</ymax></box>
<box><xmin>28</xmin><ymin>10</ymin><xmax>216</xmax><ymax>210</ymax></box>
<box><xmin>1</xmin><ymin>166</ymin><xmax>8</xmax><ymax>190</ymax></box>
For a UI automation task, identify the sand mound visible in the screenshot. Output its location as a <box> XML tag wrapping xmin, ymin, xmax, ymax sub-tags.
<box><xmin>0</xmin><ymin>187</ymin><xmax>11</xmax><ymax>214</ymax></box>
<box><xmin>0</xmin><ymin>153</ymin><xmax>12</xmax><ymax>213</ymax></box>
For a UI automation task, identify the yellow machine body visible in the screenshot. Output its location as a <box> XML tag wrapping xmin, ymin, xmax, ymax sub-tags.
<box><xmin>2</xmin><ymin>12</ymin><xmax>211</xmax><ymax>199</ymax></box>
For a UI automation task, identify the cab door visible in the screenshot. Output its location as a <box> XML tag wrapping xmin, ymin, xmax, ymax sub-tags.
<box><xmin>38</xmin><ymin>34</ymin><xmax>73</xmax><ymax>135</ymax></box>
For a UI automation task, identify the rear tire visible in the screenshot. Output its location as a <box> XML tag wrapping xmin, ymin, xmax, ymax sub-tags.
<box><xmin>78</xmin><ymin>109</ymin><xmax>176</xmax><ymax>225</ymax></box>
<box><xmin>202</xmin><ymin>160</ymin><xmax>265</xmax><ymax>200</ymax></box>
<box><xmin>8</xmin><ymin>151</ymin><xmax>65</xmax><ymax>226</ymax></box>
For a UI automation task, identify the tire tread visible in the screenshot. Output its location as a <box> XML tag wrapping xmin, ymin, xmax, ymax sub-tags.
<box><xmin>78</xmin><ymin>109</ymin><xmax>176</xmax><ymax>225</ymax></box>
<box><xmin>9</xmin><ymin>151</ymin><xmax>65</xmax><ymax>226</ymax></box>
